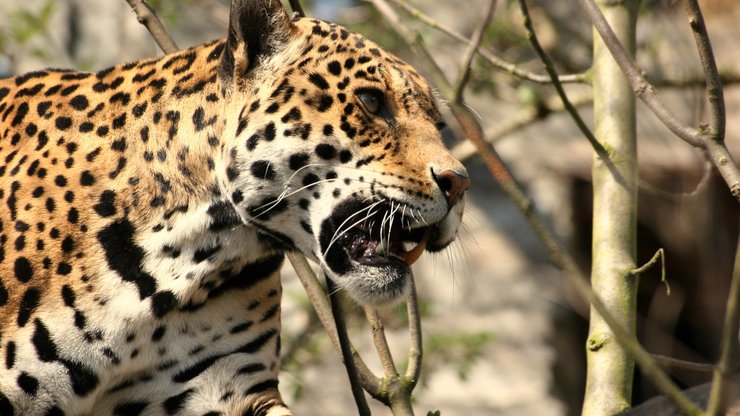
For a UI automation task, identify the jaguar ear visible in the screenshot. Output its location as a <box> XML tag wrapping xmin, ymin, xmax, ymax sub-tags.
<box><xmin>220</xmin><ymin>0</ymin><xmax>295</xmax><ymax>84</ymax></box>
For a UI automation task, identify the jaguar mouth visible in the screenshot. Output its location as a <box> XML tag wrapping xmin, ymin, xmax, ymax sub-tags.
<box><xmin>317</xmin><ymin>199</ymin><xmax>436</xmax><ymax>304</ymax></box>
<box><xmin>342</xmin><ymin>219</ymin><xmax>431</xmax><ymax>267</ymax></box>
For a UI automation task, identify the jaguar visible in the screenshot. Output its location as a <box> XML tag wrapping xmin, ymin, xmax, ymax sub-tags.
<box><xmin>0</xmin><ymin>0</ymin><xmax>469</xmax><ymax>414</ymax></box>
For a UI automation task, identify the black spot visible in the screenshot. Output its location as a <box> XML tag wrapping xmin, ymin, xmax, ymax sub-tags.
<box><xmin>110</xmin><ymin>92</ymin><xmax>131</xmax><ymax>106</ymax></box>
<box><xmin>315</xmin><ymin>144</ymin><xmax>337</xmax><ymax>160</ymax></box>
<box><xmin>280</xmin><ymin>107</ymin><xmax>301</xmax><ymax>123</ymax></box>
<box><xmin>93</xmin><ymin>190</ymin><xmax>117</xmax><ymax>217</ymax></box>
<box><xmin>265</xmin><ymin>103</ymin><xmax>280</xmax><ymax>114</ymax></box>
<box><xmin>56</xmin><ymin>262</ymin><xmax>72</xmax><ymax>276</ymax></box>
<box><xmin>164</xmin><ymin>389</ymin><xmax>195</xmax><ymax>415</ymax></box>
<box><xmin>70</xmin><ymin>95</ymin><xmax>89</xmax><ymax>110</ymax></box>
<box><xmin>80</xmin><ymin>171</ymin><xmax>95</xmax><ymax>186</ymax></box>
<box><xmin>111</xmin><ymin>137</ymin><xmax>126</xmax><ymax>152</ymax></box>
<box><xmin>36</xmin><ymin>101</ymin><xmax>51</xmax><ymax>117</ymax></box>
<box><xmin>32</xmin><ymin>319</ymin><xmax>58</xmax><ymax>362</ymax></box>
<box><xmin>0</xmin><ymin>391</ymin><xmax>13</xmax><ymax>416</ymax></box>
<box><xmin>192</xmin><ymin>107</ymin><xmax>206</xmax><ymax>131</ymax></box>
<box><xmin>300</xmin><ymin>220</ymin><xmax>312</xmax><ymax>235</ymax></box>
<box><xmin>113</xmin><ymin>401</ymin><xmax>148</xmax><ymax>416</ymax></box>
<box><xmin>151</xmin><ymin>325</ymin><xmax>167</xmax><ymax>342</ymax></box>
<box><xmin>5</xmin><ymin>341</ymin><xmax>15</xmax><ymax>369</ymax></box>
<box><xmin>0</xmin><ymin>280</ymin><xmax>8</xmax><ymax>307</ymax></box>
<box><xmin>11</xmin><ymin>102</ymin><xmax>29</xmax><ymax>127</ymax></box>
<box><xmin>193</xmin><ymin>245</ymin><xmax>221</xmax><ymax>263</ymax></box>
<box><xmin>14</xmin><ymin>257</ymin><xmax>33</xmax><ymax>282</ymax></box>
<box><xmin>112</xmin><ymin>113</ymin><xmax>126</xmax><ymax>129</ymax></box>
<box><xmin>288</xmin><ymin>153</ymin><xmax>309</xmax><ymax>170</ymax></box>
<box><xmin>244</xmin><ymin>379</ymin><xmax>279</xmax><ymax>396</ymax></box>
<box><xmin>86</xmin><ymin>147</ymin><xmax>101</xmax><ymax>162</ymax></box>
<box><xmin>327</xmin><ymin>60</ymin><xmax>342</xmax><ymax>75</ymax></box>
<box><xmin>339</xmin><ymin>150</ymin><xmax>353</xmax><ymax>163</ymax></box>
<box><xmin>61</xmin><ymin>285</ymin><xmax>76</xmax><ymax>307</ymax></box>
<box><xmin>308</xmin><ymin>73</ymin><xmax>330</xmax><ymax>90</ymax></box>
<box><xmin>17</xmin><ymin>287</ymin><xmax>41</xmax><ymax>327</ymax></box>
<box><xmin>226</xmin><ymin>167</ymin><xmax>239</xmax><ymax>182</ymax></box>
<box><xmin>97</xmin><ymin>220</ymin><xmax>157</xmax><ymax>299</ymax></box>
<box><xmin>263</xmin><ymin>122</ymin><xmax>276</xmax><ymax>141</ymax></box>
<box><xmin>67</xmin><ymin>207</ymin><xmax>79</xmax><ymax>224</ymax></box>
<box><xmin>140</xmin><ymin>126</ymin><xmax>150</xmax><ymax>142</ymax></box>
<box><xmin>302</xmin><ymin>173</ymin><xmax>320</xmax><ymax>188</ymax></box>
<box><xmin>96</xmin><ymin>125</ymin><xmax>109</xmax><ymax>137</ymax></box>
<box><xmin>55</xmin><ymin>117</ymin><xmax>72</xmax><ymax>130</ymax></box>
<box><xmin>17</xmin><ymin>373</ymin><xmax>38</xmax><ymax>396</ymax></box>
<box><xmin>54</xmin><ymin>175</ymin><xmax>67</xmax><ymax>187</ymax></box>
<box><xmin>60</xmin><ymin>84</ymin><xmax>79</xmax><ymax>96</ymax></box>
<box><xmin>207</xmin><ymin>201</ymin><xmax>241</xmax><ymax>232</ymax></box>
<box><xmin>250</xmin><ymin>160</ymin><xmax>275</xmax><ymax>180</ymax></box>
<box><xmin>230</xmin><ymin>321</ymin><xmax>252</xmax><ymax>334</ymax></box>
<box><xmin>317</xmin><ymin>94</ymin><xmax>333</xmax><ymax>112</ymax></box>
<box><xmin>151</xmin><ymin>291</ymin><xmax>177</xmax><ymax>318</ymax></box>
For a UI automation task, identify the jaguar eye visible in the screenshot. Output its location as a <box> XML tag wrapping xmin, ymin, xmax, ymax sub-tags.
<box><xmin>356</xmin><ymin>88</ymin><xmax>386</xmax><ymax>115</ymax></box>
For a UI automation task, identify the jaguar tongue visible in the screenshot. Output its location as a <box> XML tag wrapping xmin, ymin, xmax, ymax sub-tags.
<box><xmin>398</xmin><ymin>228</ymin><xmax>432</xmax><ymax>266</ymax></box>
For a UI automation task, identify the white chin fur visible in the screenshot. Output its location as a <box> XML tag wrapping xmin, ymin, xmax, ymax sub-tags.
<box><xmin>335</xmin><ymin>265</ymin><xmax>411</xmax><ymax>306</ymax></box>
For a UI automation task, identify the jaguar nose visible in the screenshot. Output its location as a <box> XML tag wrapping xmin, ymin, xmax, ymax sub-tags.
<box><xmin>433</xmin><ymin>169</ymin><xmax>470</xmax><ymax>206</ymax></box>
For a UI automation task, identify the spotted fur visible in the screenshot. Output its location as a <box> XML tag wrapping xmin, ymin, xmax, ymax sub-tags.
<box><xmin>0</xmin><ymin>1</ymin><xmax>468</xmax><ymax>414</ymax></box>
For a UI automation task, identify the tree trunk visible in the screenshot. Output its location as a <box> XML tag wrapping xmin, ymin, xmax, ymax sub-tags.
<box><xmin>582</xmin><ymin>0</ymin><xmax>640</xmax><ymax>414</ymax></box>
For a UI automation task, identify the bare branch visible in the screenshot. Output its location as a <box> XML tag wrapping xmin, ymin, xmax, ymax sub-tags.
<box><xmin>576</xmin><ymin>0</ymin><xmax>698</xmax><ymax>145</ymax></box>
<box><xmin>124</xmin><ymin>0</ymin><xmax>178</xmax><ymax>54</ymax></box>
<box><xmin>325</xmin><ymin>274</ymin><xmax>373</xmax><ymax>415</ymax></box>
<box><xmin>364</xmin><ymin>307</ymin><xmax>399</xmax><ymax>377</ymax></box>
<box><xmin>404</xmin><ymin>279</ymin><xmax>423</xmax><ymax>388</ymax></box>
<box><xmin>683</xmin><ymin>0</ymin><xmax>724</xmax><ymax>142</ymax></box>
<box><xmin>631</xmin><ymin>249</ymin><xmax>662</xmax><ymax>276</ymax></box>
<box><xmin>453</xmin><ymin>0</ymin><xmax>497</xmax><ymax>103</ymax></box>
<box><xmin>516</xmin><ymin>0</ymin><xmax>615</xmax><ymax>172</ymax></box>
<box><xmin>388</xmin><ymin>0</ymin><xmax>587</xmax><ymax>84</ymax></box>
<box><xmin>707</xmin><ymin>233</ymin><xmax>740</xmax><ymax>415</ymax></box>
<box><xmin>576</xmin><ymin>0</ymin><xmax>740</xmax><ymax>201</ymax></box>
<box><xmin>652</xmin><ymin>354</ymin><xmax>714</xmax><ymax>373</ymax></box>
<box><xmin>285</xmin><ymin>253</ymin><xmax>381</xmax><ymax>395</ymax></box>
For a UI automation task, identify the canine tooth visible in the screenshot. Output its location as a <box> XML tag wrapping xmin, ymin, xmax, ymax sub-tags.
<box><xmin>400</xmin><ymin>228</ymin><xmax>432</xmax><ymax>266</ymax></box>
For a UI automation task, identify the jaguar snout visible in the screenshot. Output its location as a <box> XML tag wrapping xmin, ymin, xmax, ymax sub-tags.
<box><xmin>433</xmin><ymin>168</ymin><xmax>470</xmax><ymax>207</ymax></box>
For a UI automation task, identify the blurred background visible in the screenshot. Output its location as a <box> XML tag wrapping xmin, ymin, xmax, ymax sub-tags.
<box><xmin>1</xmin><ymin>0</ymin><xmax>738</xmax><ymax>414</ymax></box>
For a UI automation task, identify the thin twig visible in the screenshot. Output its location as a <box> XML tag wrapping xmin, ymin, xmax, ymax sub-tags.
<box><xmin>652</xmin><ymin>354</ymin><xmax>715</xmax><ymax>373</ymax></box>
<box><xmin>367</xmin><ymin>1</ymin><xmax>702</xmax><ymax>414</ymax></box>
<box><xmin>388</xmin><ymin>0</ymin><xmax>587</xmax><ymax>84</ymax></box>
<box><xmin>631</xmin><ymin>248</ymin><xmax>669</xmax><ymax>295</ymax></box>
<box><xmin>707</xmin><ymin>232</ymin><xmax>740</xmax><ymax>415</ymax></box>
<box><xmin>576</xmin><ymin>0</ymin><xmax>740</xmax><ymax>201</ymax></box>
<box><xmin>516</xmin><ymin>0</ymin><xmax>615</xmax><ymax>168</ymax></box>
<box><xmin>404</xmin><ymin>279</ymin><xmax>423</xmax><ymax>388</ymax></box>
<box><xmin>124</xmin><ymin>0</ymin><xmax>178</xmax><ymax>54</ymax></box>
<box><xmin>286</xmin><ymin>253</ymin><xmax>381</xmax><ymax>395</ymax></box>
<box><xmin>683</xmin><ymin>0</ymin><xmax>724</xmax><ymax>143</ymax></box>
<box><xmin>364</xmin><ymin>307</ymin><xmax>399</xmax><ymax>377</ymax></box>
<box><xmin>325</xmin><ymin>273</ymin><xmax>373</xmax><ymax>415</ymax></box>
<box><xmin>453</xmin><ymin>0</ymin><xmax>497</xmax><ymax>103</ymax></box>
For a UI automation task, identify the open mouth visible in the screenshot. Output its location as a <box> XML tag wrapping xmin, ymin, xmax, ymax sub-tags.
<box><xmin>341</xmin><ymin>218</ymin><xmax>431</xmax><ymax>267</ymax></box>
<box><xmin>318</xmin><ymin>200</ymin><xmax>433</xmax><ymax>277</ymax></box>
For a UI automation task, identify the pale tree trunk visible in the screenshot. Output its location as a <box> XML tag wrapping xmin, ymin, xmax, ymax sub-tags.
<box><xmin>582</xmin><ymin>0</ymin><xmax>640</xmax><ymax>414</ymax></box>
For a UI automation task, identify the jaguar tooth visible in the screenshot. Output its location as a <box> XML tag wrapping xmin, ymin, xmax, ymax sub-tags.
<box><xmin>399</xmin><ymin>228</ymin><xmax>432</xmax><ymax>266</ymax></box>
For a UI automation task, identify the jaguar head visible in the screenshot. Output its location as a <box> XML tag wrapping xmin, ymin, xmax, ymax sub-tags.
<box><xmin>219</xmin><ymin>0</ymin><xmax>470</xmax><ymax>305</ymax></box>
